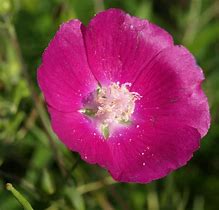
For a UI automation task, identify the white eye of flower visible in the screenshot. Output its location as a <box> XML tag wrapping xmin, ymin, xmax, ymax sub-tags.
<box><xmin>80</xmin><ymin>82</ymin><xmax>141</xmax><ymax>139</ymax></box>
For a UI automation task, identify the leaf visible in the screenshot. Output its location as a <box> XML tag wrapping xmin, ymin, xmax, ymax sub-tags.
<box><xmin>41</xmin><ymin>168</ymin><xmax>56</xmax><ymax>195</ymax></box>
<box><xmin>6</xmin><ymin>183</ymin><xmax>34</xmax><ymax>210</ymax></box>
<box><xmin>64</xmin><ymin>186</ymin><xmax>85</xmax><ymax>210</ymax></box>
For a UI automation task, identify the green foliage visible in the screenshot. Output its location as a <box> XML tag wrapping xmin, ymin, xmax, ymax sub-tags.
<box><xmin>0</xmin><ymin>0</ymin><xmax>218</xmax><ymax>209</ymax></box>
<box><xmin>6</xmin><ymin>183</ymin><xmax>34</xmax><ymax>210</ymax></box>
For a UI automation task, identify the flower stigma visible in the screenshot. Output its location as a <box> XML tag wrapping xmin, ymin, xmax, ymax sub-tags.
<box><xmin>79</xmin><ymin>82</ymin><xmax>141</xmax><ymax>139</ymax></box>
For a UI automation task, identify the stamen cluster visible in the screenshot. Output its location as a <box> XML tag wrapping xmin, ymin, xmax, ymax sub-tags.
<box><xmin>96</xmin><ymin>82</ymin><xmax>141</xmax><ymax>125</ymax></box>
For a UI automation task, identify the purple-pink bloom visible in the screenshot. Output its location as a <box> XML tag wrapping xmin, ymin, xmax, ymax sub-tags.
<box><xmin>37</xmin><ymin>9</ymin><xmax>210</xmax><ymax>183</ymax></box>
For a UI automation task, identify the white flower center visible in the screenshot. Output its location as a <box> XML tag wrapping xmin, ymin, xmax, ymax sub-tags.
<box><xmin>80</xmin><ymin>82</ymin><xmax>141</xmax><ymax>139</ymax></box>
<box><xmin>96</xmin><ymin>82</ymin><xmax>141</xmax><ymax>125</ymax></box>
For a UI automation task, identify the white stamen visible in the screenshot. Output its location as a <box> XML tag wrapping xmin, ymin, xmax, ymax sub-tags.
<box><xmin>80</xmin><ymin>82</ymin><xmax>141</xmax><ymax>139</ymax></box>
<box><xmin>96</xmin><ymin>82</ymin><xmax>141</xmax><ymax>127</ymax></box>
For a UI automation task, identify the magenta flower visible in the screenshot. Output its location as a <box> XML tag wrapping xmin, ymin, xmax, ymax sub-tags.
<box><xmin>37</xmin><ymin>9</ymin><xmax>210</xmax><ymax>183</ymax></box>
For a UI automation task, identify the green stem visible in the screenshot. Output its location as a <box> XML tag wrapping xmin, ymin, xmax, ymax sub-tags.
<box><xmin>6</xmin><ymin>183</ymin><xmax>34</xmax><ymax>210</ymax></box>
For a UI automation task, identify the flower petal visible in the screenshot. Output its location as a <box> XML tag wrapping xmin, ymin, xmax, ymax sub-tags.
<box><xmin>82</xmin><ymin>8</ymin><xmax>173</xmax><ymax>85</ymax></box>
<box><xmin>107</xmin><ymin>120</ymin><xmax>201</xmax><ymax>183</ymax></box>
<box><xmin>132</xmin><ymin>46</ymin><xmax>210</xmax><ymax>137</ymax></box>
<box><xmin>48</xmin><ymin>107</ymin><xmax>112</xmax><ymax>168</ymax></box>
<box><xmin>37</xmin><ymin>20</ymin><xmax>97</xmax><ymax>112</ymax></box>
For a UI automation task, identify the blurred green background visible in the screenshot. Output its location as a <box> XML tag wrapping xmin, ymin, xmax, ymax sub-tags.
<box><xmin>0</xmin><ymin>0</ymin><xmax>219</xmax><ymax>209</ymax></box>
